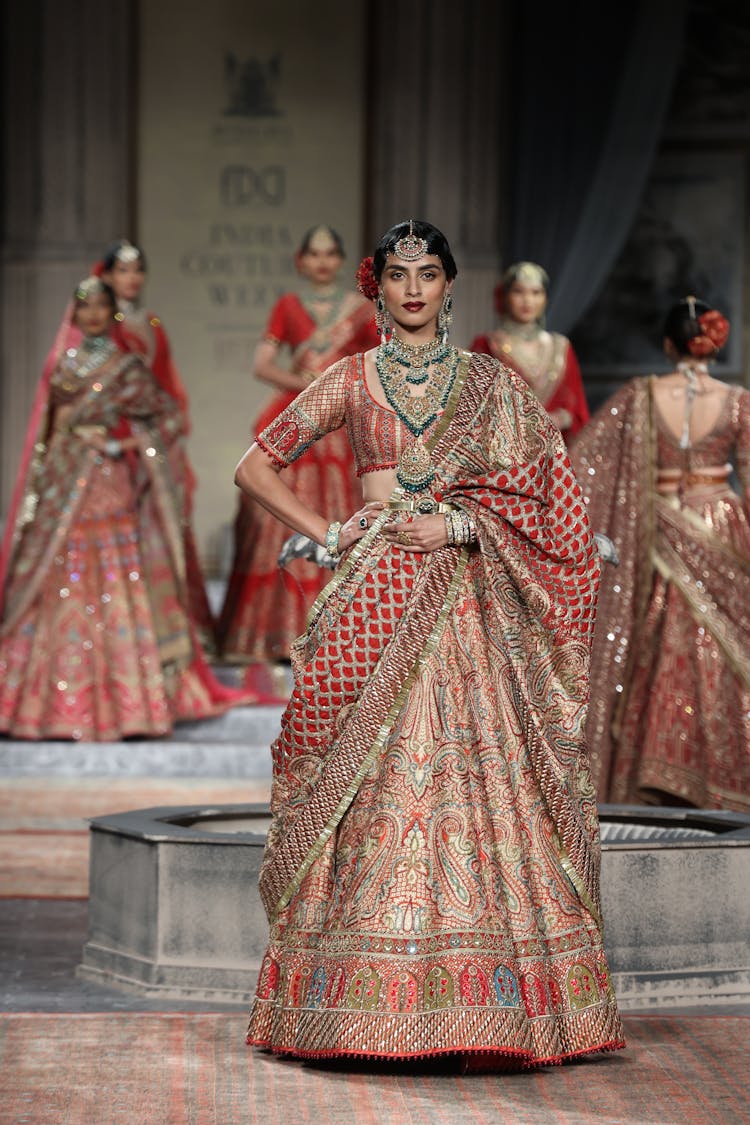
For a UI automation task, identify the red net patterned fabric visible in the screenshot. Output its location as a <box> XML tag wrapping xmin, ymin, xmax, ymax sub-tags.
<box><xmin>258</xmin><ymin>354</ymin><xmax>409</xmax><ymax>476</ymax></box>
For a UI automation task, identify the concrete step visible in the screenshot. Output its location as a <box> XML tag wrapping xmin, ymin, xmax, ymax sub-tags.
<box><xmin>0</xmin><ymin>705</ymin><xmax>282</xmax><ymax>779</ymax></box>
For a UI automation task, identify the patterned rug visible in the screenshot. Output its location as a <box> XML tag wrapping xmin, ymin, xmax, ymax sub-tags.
<box><xmin>0</xmin><ymin>778</ymin><xmax>271</xmax><ymax>898</ymax></box>
<box><xmin>0</xmin><ymin>831</ymin><xmax>90</xmax><ymax>898</ymax></box>
<box><xmin>0</xmin><ymin>1013</ymin><xmax>747</xmax><ymax>1125</ymax></box>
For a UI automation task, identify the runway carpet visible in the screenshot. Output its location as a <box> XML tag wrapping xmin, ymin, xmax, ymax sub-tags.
<box><xmin>0</xmin><ymin>778</ymin><xmax>271</xmax><ymax>898</ymax></box>
<box><xmin>0</xmin><ymin>1013</ymin><xmax>747</xmax><ymax>1125</ymax></box>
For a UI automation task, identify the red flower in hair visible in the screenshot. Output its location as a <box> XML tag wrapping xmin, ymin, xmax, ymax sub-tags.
<box><xmin>355</xmin><ymin>256</ymin><xmax>379</xmax><ymax>300</ymax></box>
<box><xmin>687</xmin><ymin>309</ymin><xmax>730</xmax><ymax>358</ymax></box>
<box><xmin>699</xmin><ymin>309</ymin><xmax>730</xmax><ymax>350</ymax></box>
<box><xmin>686</xmin><ymin>335</ymin><xmax>715</xmax><ymax>358</ymax></box>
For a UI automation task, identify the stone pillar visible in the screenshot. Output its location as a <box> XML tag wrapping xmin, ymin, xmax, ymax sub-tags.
<box><xmin>366</xmin><ymin>0</ymin><xmax>509</xmax><ymax>349</ymax></box>
<box><xmin>0</xmin><ymin>1</ymin><xmax>135</xmax><ymax>519</ymax></box>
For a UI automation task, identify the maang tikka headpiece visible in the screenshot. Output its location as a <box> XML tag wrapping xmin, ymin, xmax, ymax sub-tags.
<box><xmin>115</xmin><ymin>240</ymin><xmax>142</xmax><ymax>264</ymax></box>
<box><xmin>394</xmin><ymin>220</ymin><xmax>428</xmax><ymax>262</ymax></box>
<box><xmin>75</xmin><ymin>276</ymin><xmax>107</xmax><ymax>301</ymax></box>
<box><xmin>504</xmin><ymin>261</ymin><xmax>549</xmax><ymax>290</ymax></box>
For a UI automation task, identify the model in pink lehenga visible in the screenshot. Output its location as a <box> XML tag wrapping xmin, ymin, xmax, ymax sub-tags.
<box><xmin>232</xmin><ymin>220</ymin><xmax>624</xmax><ymax>1067</ymax></box>
<box><xmin>94</xmin><ymin>238</ymin><xmax>216</xmax><ymax>650</ymax></box>
<box><xmin>569</xmin><ymin>297</ymin><xmax>750</xmax><ymax>811</ymax></box>
<box><xmin>215</xmin><ymin>226</ymin><xmax>379</xmax><ymax>701</ymax></box>
<box><xmin>0</xmin><ymin>278</ymin><xmax>243</xmax><ymax>741</ymax></box>
<box><xmin>470</xmin><ymin>261</ymin><xmax>590</xmax><ymax>443</ymax></box>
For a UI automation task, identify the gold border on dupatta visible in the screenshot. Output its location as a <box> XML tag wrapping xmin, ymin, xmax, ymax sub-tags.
<box><xmin>557</xmin><ymin>847</ymin><xmax>603</xmax><ymax>929</ymax></box>
<box><xmin>610</xmin><ymin>378</ymin><xmax>657</xmax><ymax>741</ymax></box>
<box><xmin>651</xmin><ymin>529</ymin><xmax>750</xmax><ymax>688</ymax></box>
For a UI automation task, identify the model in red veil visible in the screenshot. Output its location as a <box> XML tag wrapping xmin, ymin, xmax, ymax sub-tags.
<box><xmin>215</xmin><ymin>225</ymin><xmax>379</xmax><ymax>701</ymax></box>
<box><xmin>0</xmin><ymin>277</ymin><xmax>244</xmax><ymax>741</ymax></box>
<box><xmin>470</xmin><ymin>261</ymin><xmax>590</xmax><ymax>443</ymax></box>
<box><xmin>92</xmin><ymin>238</ymin><xmax>215</xmax><ymax>649</ymax></box>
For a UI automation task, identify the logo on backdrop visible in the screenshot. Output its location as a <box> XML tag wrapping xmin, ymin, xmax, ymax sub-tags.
<box><xmin>223</xmin><ymin>52</ymin><xmax>283</xmax><ymax>117</ymax></box>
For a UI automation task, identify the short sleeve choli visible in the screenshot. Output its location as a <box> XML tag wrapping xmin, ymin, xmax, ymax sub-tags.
<box><xmin>256</xmin><ymin>354</ymin><xmax>412</xmax><ymax>477</ymax></box>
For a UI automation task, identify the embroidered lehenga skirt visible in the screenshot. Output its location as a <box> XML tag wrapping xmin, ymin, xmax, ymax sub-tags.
<box><xmin>247</xmin><ymin>527</ymin><xmax>624</xmax><ymax>1064</ymax></box>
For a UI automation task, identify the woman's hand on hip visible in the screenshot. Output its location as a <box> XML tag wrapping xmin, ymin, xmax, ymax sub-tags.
<box><xmin>381</xmin><ymin>514</ymin><xmax>449</xmax><ymax>553</ymax></box>
<box><xmin>338</xmin><ymin>501</ymin><xmax>386</xmax><ymax>552</ymax></box>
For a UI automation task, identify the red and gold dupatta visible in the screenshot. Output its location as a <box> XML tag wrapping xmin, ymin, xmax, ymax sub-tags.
<box><xmin>259</xmin><ymin>353</ymin><xmax>603</xmax><ymax>926</ymax></box>
<box><xmin>0</xmin><ymin>349</ymin><xmax>187</xmax><ymax>638</ymax></box>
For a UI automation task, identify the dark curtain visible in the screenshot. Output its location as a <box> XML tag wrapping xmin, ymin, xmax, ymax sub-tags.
<box><xmin>508</xmin><ymin>0</ymin><xmax>687</xmax><ymax>333</ymax></box>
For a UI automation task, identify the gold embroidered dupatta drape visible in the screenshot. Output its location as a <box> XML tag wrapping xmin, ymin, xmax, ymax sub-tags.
<box><xmin>1</xmin><ymin>350</ymin><xmax>188</xmax><ymax>664</ymax></box>
<box><xmin>569</xmin><ymin>377</ymin><xmax>750</xmax><ymax>803</ymax></box>
<box><xmin>259</xmin><ymin>354</ymin><xmax>603</xmax><ymax>926</ymax></box>
<box><xmin>567</xmin><ymin>379</ymin><xmax>655</xmax><ymax>796</ymax></box>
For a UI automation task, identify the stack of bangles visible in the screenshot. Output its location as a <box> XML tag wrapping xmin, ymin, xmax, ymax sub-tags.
<box><xmin>444</xmin><ymin>508</ymin><xmax>477</xmax><ymax>546</ymax></box>
<box><xmin>325</xmin><ymin>512</ymin><xmax>476</xmax><ymax>555</ymax></box>
<box><xmin>325</xmin><ymin>520</ymin><xmax>342</xmax><ymax>557</ymax></box>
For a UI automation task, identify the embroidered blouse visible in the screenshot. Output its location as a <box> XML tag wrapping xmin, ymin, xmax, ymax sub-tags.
<box><xmin>257</xmin><ymin>353</ymin><xmax>421</xmax><ymax>477</ymax></box>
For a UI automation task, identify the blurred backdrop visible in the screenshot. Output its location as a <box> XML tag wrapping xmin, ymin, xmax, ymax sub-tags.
<box><xmin>2</xmin><ymin>0</ymin><xmax>749</xmax><ymax>574</ymax></box>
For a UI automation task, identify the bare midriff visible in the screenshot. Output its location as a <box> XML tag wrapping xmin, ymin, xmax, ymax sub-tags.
<box><xmin>360</xmin><ymin>467</ymin><xmax>399</xmax><ymax>504</ymax></box>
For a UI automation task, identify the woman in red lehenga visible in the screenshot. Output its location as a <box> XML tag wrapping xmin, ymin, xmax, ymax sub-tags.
<box><xmin>95</xmin><ymin>239</ymin><xmax>216</xmax><ymax>650</ymax></box>
<box><xmin>216</xmin><ymin>226</ymin><xmax>379</xmax><ymax>700</ymax></box>
<box><xmin>0</xmin><ymin>278</ymin><xmax>242</xmax><ymax>741</ymax></box>
<box><xmin>569</xmin><ymin>297</ymin><xmax>750</xmax><ymax>811</ymax></box>
<box><xmin>470</xmin><ymin>261</ymin><xmax>589</xmax><ymax>443</ymax></box>
<box><xmin>234</xmin><ymin>220</ymin><xmax>624</xmax><ymax>1067</ymax></box>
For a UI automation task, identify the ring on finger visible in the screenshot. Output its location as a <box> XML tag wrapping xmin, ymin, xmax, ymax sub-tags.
<box><xmin>397</xmin><ymin>530</ymin><xmax>411</xmax><ymax>545</ymax></box>
<box><xmin>358</xmin><ymin>516</ymin><xmax>368</xmax><ymax>529</ymax></box>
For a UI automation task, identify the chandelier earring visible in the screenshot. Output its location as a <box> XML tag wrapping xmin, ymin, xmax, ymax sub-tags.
<box><xmin>376</xmin><ymin>290</ymin><xmax>392</xmax><ymax>345</ymax></box>
<box><xmin>438</xmin><ymin>291</ymin><xmax>453</xmax><ymax>345</ymax></box>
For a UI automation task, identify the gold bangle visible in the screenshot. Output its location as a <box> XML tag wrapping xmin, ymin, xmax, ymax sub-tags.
<box><xmin>325</xmin><ymin>521</ymin><xmax>342</xmax><ymax>557</ymax></box>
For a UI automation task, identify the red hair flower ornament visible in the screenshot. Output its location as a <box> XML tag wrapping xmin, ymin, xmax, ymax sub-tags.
<box><xmin>687</xmin><ymin>309</ymin><xmax>730</xmax><ymax>358</ymax></box>
<box><xmin>355</xmin><ymin>256</ymin><xmax>379</xmax><ymax>301</ymax></box>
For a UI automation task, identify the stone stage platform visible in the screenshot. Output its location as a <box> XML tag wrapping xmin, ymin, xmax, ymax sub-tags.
<box><xmin>78</xmin><ymin>801</ymin><xmax>750</xmax><ymax>1012</ymax></box>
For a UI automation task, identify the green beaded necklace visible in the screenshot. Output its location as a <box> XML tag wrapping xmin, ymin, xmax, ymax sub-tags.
<box><xmin>376</xmin><ymin>334</ymin><xmax>459</xmax><ymax>493</ymax></box>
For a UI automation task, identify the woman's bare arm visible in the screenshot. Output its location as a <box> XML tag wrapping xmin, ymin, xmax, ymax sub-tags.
<box><xmin>253</xmin><ymin>340</ymin><xmax>309</xmax><ymax>393</ymax></box>
<box><xmin>234</xmin><ymin>442</ymin><xmax>384</xmax><ymax>553</ymax></box>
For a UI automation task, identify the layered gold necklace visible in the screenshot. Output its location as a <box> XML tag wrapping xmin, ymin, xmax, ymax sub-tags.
<box><xmin>298</xmin><ymin>283</ymin><xmax>347</xmax><ymax>355</ymax></box>
<box><xmin>493</xmin><ymin>317</ymin><xmax>560</xmax><ymax>398</ymax></box>
<box><xmin>56</xmin><ymin>336</ymin><xmax>117</xmax><ymax>393</ymax></box>
<box><xmin>376</xmin><ymin>334</ymin><xmax>459</xmax><ymax>492</ymax></box>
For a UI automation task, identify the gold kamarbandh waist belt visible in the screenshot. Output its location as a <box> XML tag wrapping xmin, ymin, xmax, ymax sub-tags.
<box><xmin>656</xmin><ymin>471</ymin><xmax>730</xmax><ymax>486</ymax></box>
<box><xmin>387</xmin><ymin>496</ymin><xmax>456</xmax><ymax>514</ymax></box>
